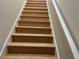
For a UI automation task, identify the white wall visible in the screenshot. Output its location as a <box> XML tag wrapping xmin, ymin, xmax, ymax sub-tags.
<box><xmin>56</xmin><ymin>0</ymin><xmax>79</xmax><ymax>50</ymax></box>
<box><xmin>0</xmin><ymin>0</ymin><xmax>25</xmax><ymax>53</ymax></box>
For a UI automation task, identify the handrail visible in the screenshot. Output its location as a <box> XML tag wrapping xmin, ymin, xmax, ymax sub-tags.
<box><xmin>52</xmin><ymin>0</ymin><xmax>79</xmax><ymax>59</ymax></box>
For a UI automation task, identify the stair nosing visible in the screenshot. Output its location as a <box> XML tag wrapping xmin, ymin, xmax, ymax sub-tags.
<box><xmin>21</xmin><ymin>15</ymin><xmax>49</xmax><ymax>18</ymax></box>
<box><xmin>24</xmin><ymin>7</ymin><xmax>48</xmax><ymax>10</ymax></box>
<box><xmin>12</xmin><ymin>33</ymin><xmax>53</xmax><ymax>37</ymax></box>
<box><xmin>7</xmin><ymin>42</ymin><xmax>55</xmax><ymax>47</ymax></box>
<box><xmin>16</xmin><ymin>26</ymin><xmax>51</xmax><ymax>29</ymax></box>
<box><xmin>25</xmin><ymin>4</ymin><xmax>47</xmax><ymax>7</ymax></box>
<box><xmin>27</xmin><ymin>1</ymin><xmax>46</xmax><ymax>2</ymax></box>
<box><xmin>22</xmin><ymin>11</ymin><xmax>48</xmax><ymax>14</ymax></box>
<box><xmin>26</xmin><ymin>2</ymin><xmax>46</xmax><ymax>4</ymax></box>
<box><xmin>18</xmin><ymin>20</ymin><xmax>50</xmax><ymax>23</ymax></box>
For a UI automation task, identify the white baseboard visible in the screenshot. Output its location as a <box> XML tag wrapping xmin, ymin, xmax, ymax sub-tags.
<box><xmin>0</xmin><ymin>0</ymin><xmax>27</xmax><ymax>59</ymax></box>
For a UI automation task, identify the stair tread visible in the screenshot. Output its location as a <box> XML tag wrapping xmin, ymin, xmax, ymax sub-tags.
<box><xmin>27</xmin><ymin>2</ymin><xmax>46</xmax><ymax>4</ymax></box>
<box><xmin>24</xmin><ymin>7</ymin><xmax>47</xmax><ymax>10</ymax></box>
<box><xmin>19</xmin><ymin>20</ymin><xmax>50</xmax><ymax>23</ymax></box>
<box><xmin>12</xmin><ymin>33</ymin><xmax>53</xmax><ymax>37</ymax></box>
<box><xmin>26</xmin><ymin>5</ymin><xmax>47</xmax><ymax>7</ymax></box>
<box><xmin>22</xmin><ymin>10</ymin><xmax>48</xmax><ymax>13</ymax></box>
<box><xmin>16</xmin><ymin>26</ymin><xmax>51</xmax><ymax>29</ymax></box>
<box><xmin>28</xmin><ymin>1</ymin><xmax>46</xmax><ymax>2</ymax></box>
<box><xmin>7</xmin><ymin>42</ymin><xmax>55</xmax><ymax>47</ymax></box>
<box><xmin>23</xmin><ymin>9</ymin><xmax>48</xmax><ymax>12</ymax></box>
<box><xmin>21</xmin><ymin>15</ymin><xmax>49</xmax><ymax>18</ymax></box>
<box><xmin>28</xmin><ymin>0</ymin><xmax>46</xmax><ymax>2</ymax></box>
<box><xmin>18</xmin><ymin>21</ymin><xmax>50</xmax><ymax>27</ymax></box>
<box><xmin>4</xmin><ymin>54</ymin><xmax>56</xmax><ymax>59</ymax></box>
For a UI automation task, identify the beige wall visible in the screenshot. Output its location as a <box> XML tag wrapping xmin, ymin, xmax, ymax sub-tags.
<box><xmin>56</xmin><ymin>0</ymin><xmax>79</xmax><ymax>50</ymax></box>
<box><xmin>47</xmin><ymin>0</ymin><xmax>74</xmax><ymax>59</ymax></box>
<box><xmin>0</xmin><ymin>0</ymin><xmax>25</xmax><ymax>54</ymax></box>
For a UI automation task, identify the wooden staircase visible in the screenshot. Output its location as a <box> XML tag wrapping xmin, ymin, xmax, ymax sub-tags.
<box><xmin>4</xmin><ymin>0</ymin><xmax>56</xmax><ymax>59</ymax></box>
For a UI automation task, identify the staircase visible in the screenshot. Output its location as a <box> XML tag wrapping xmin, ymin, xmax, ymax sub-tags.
<box><xmin>4</xmin><ymin>0</ymin><xmax>56</xmax><ymax>59</ymax></box>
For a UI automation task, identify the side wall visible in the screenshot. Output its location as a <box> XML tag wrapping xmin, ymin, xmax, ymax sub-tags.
<box><xmin>47</xmin><ymin>0</ymin><xmax>74</xmax><ymax>59</ymax></box>
<box><xmin>55</xmin><ymin>0</ymin><xmax>79</xmax><ymax>50</ymax></box>
<box><xmin>0</xmin><ymin>0</ymin><xmax>25</xmax><ymax>55</ymax></box>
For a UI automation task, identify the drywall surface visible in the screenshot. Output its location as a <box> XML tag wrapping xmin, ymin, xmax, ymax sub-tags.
<box><xmin>47</xmin><ymin>0</ymin><xmax>74</xmax><ymax>59</ymax></box>
<box><xmin>0</xmin><ymin>0</ymin><xmax>25</xmax><ymax>53</ymax></box>
<box><xmin>55</xmin><ymin>0</ymin><xmax>79</xmax><ymax>50</ymax></box>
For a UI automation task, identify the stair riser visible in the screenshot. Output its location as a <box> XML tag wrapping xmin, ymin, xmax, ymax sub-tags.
<box><xmin>7</xmin><ymin>46</ymin><xmax>55</xmax><ymax>55</ymax></box>
<box><xmin>22</xmin><ymin>12</ymin><xmax>48</xmax><ymax>17</ymax></box>
<box><xmin>12</xmin><ymin>35</ymin><xmax>53</xmax><ymax>43</ymax></box>
<box><xmin>21</xmin><ymin>17</ymin><xmax>49</xmax><ymax>22</ymax></box>
<box><xmin>26</xmin><ymin>4</ymin><xmax>46</xmax><ymax>7</ymax></box>
<box><xmin>15</xmin><ymin>27</ymin><xmax>51</xmax><ymax>34</ymax></box>
<box><xmin>18</xmin><ymin>21</ymin><xmax>50</xmax><ymax>27</ymax></box>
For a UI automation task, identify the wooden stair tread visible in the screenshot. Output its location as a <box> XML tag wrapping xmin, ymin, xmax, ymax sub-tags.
<box><xmin>7</xmin><ymin>42</ymin><xmax>55</xmax><ymax>54</ymax></box>
<box><xmin>23</xmin><ymin>9</ymin><xmax>48</xmax><ymax>12</ymax></box>
<box><xmin>15</xmin><ymin>26</ymin><xmax>51</xmax><ymax>34</ymax></box>
<box><xmin>12</xmin><ymin>33</ymin><xmax>53</xmax><ymax>37</ymax></box>
<box><xmin>4</xmin><ymin>54</ymin><xmax>56</xmax><ymax>59</ymax></box>
<box><xmin>12</xmin><ymin>33</ymin><xmax>53</xmax><ymax>43</ymax></box>
<box><xmin>22</xmin><ymin>11</ymin><xmax>48</xmax><ymax>13</ymax></box>
<box><xmin>26</xmin><ymin>5</ymin><xmax>47</xmax><ymax>7</ymax></box>
<box><xmin>27</xmin><ymin>2</ymin><xmax>46</xmax><ymax>4</ymax></box>
<box><xmin>26</xmin><ymin>2</ymin><xmax>47</xmax><ymax>7</ymax></box>
<box><xmin>24</xmin><ymin>7</ymin><xmax>47</xmax><ymax>10</ymax></box>
<box><xmin>7</xmin><ymin>42</ymin><xmax>55</xmax><ymax>47</ymax></box>
<box><xmin>21</xmin><ymin>15</ymin><xmax>49</xmax><ymax>18</ymax></box>
<box><xmin>16</xmin><ymin>26</ymin><xmax>51</xmax><ymax>29</ymax></box>
<box><xmin>28</xmin><ymin>0</ymin><xmax>46</xmax><ymax>2</ymax></box>
<box><xmin>22</xmin><ymin>12</ymin><xmax>48</xmax><ymax>17</ymax></box>
<box><xmin>18</xmin><ymin>20</ymin><xmax>50</xmax><ymax>23</ymax></box>
<box><xmin>18</xmin><ymin>21</ymin><xmax>50</xmax><ymax>27</ymax></box>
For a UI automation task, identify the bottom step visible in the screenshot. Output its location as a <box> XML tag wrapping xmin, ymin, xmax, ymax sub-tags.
<box><xmin>7</xmin><ymin>42</ymin><xmax>55</xmax><ymax>55</ymax></box>
<box><xmin>4</xmin><ymin>54</ymin><xmax>56</xmax><ymax>59</ymax></box>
